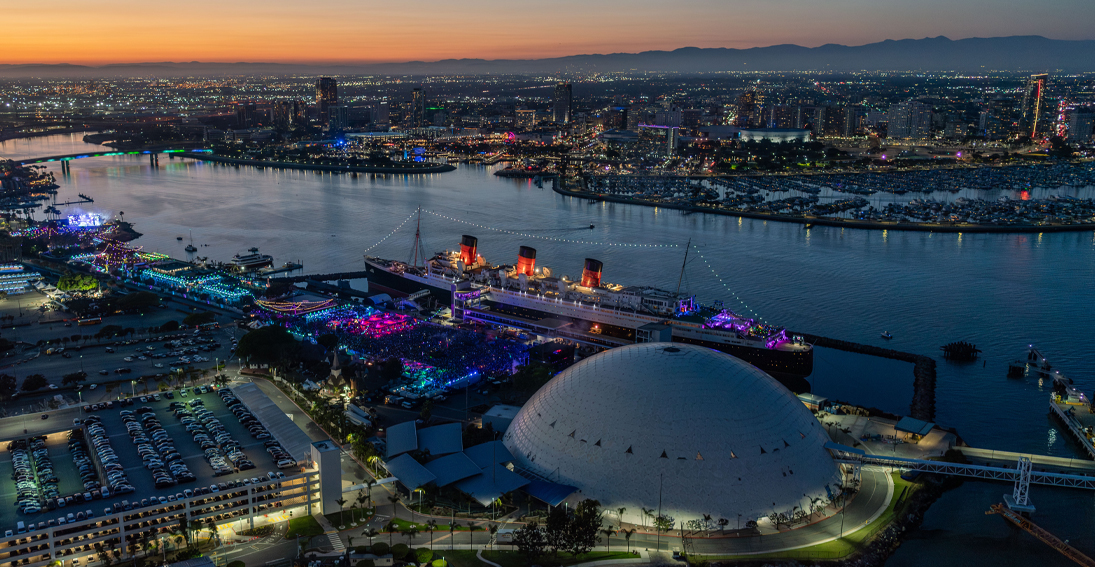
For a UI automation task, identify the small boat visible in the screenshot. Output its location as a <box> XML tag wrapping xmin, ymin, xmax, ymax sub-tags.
<box><xmin>589</xmin><ymin>224</ymin><xmax>595</xmax><ymax>229</ymax></box>
<box><xmin>185</xmin><ymin>230</ymin><xmax>197</xmax><ymax>253</ymax></box>
<box><xmin>176</xmin><ymin>236</ymin><xmax>183</xmax><ymax>241</ymax></box>
<box><xmin>881</xmin><ymin>331</ymin><xmax>893</xmax><ymax>339</ymax></box>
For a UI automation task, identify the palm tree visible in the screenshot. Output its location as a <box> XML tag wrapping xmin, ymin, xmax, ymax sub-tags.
<box><xmin>401</xmin><ymin>526</ymin><xmax>419</xmax><ymax>548</ymax></box>
<box><xmin>617</xmin><ymin>507</ymin><xmax>627</xmax><ymax>528</ymax></box>
<box><xmin>362</xmin><ymin>528</ymin><xmax>379</xmax><ymax>551</ymax></box>
<box><xmin>600</xmin><ymin>528</ymin><xmax>617</xmax><ymax>552</ymax></box>
<box><xmin>336</xmin><ymin>497</ymin><xmax>347</xmax><ymax>527</ymax></box>
<box><xmin>384</xmin><ymin>520</ymin><xmax>398</xmax><ymax>546</ymax></box>
<box><xmin>640</xmin><ymin>507</ymin><xmax>654</xmax><ymax>529</ymax></box>
<box><xmin>425</xmin><ymin>520</ymin><xmax>437</xmax><ymax>550</ymax></box>
<box><xmin>188</xmin><ymin>520</ymin><xmax>204</xmax><ymax>547</ymax></box>
<box><xmin>387</xmin><ymin>494</ymin><xmax>399</xmax><ymax>518</ymax></box>
<box><xmin>488</xmin><ymin>525</ymin><xmax>498</xmax><ymax>549</ymax></box>
<box><xmin>204</xmin><ymin>517</ymin><xmax>218</xmax><ymax>546</ymax></box>
<box><xmin>365</xmin><ymin>478</ymin><xmax>377</xmax><ymax>508</ymax></box>
<box><xmin>621</xmin><ymin>528</ymin><xmax>636</xmax><ymax>553</ymax></box>
<box><xmin>467</xmin><ymin>522</ymin><xmax>480</xmax><ymax>548</ymax></box>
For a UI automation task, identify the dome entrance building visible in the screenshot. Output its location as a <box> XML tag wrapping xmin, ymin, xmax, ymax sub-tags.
<box><xmin>503</xmin><ymin>343</ymin><xmax>841</xmax><ymax>525</ymax></box>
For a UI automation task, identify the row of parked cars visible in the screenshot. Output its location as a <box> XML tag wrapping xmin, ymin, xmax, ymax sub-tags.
<box><xmin>9</xmin><ymin>438</ymin><xmax>54</xmax><ymax>515</ymax></box>
<box><xmin>173</xmin><ymin>397</ymin><xmax>255</xmax><ymax>475</ymax></box>
<box><xmin>121</xmin><ymin>407</ymin><xmax>197</xmax><ymax>488</ymax></box>
<box><xmin>69</xmin><ymin>429</ymin><xmax>103</xmax><ymax>503</ymax></box>
<box><xmin>218</xmin><ymin>389</ymin><xmax>293</xmax><ymax>469</ymax></box>
<box><xmin>217</xmin><ymin>388</ymin><xmax>298</xmax><ymax>469</ymax></box>
<box><xmin>83</xmin><ymin>415</ymin><xmax>136</xmax><ymax>496</ymax></box>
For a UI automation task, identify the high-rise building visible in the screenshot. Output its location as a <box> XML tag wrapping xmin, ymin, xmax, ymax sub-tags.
<box><xmin>272</xmin><ymin>101</ymin><xmax>293</xmax><ymax>130</ymax></box>
<box><xmin>979</xmin><ymin>98</ymin><xmax>1015</xmax><ymax>141</ymax></box>
<box><xmin>373</xmin><ymin>99</ymin><xmax>390</xmax><ymax>125</ymax></box>
<box><xmin>1066</xmin><ymin>109</ymin><xmax>1095</xmax><ymax>143</ymax></box>
<box><xmin>553</xmin><ymin>83</ymin><xmax>572</xmax><ymax>124</ymax></box>
<box><xmin>1019</xmin><ymin>74</ymin><xmax>1049</xmax><ymax>138</ymax></box>
<box><xmin>734</xmin><ymin>92</ymin><xmax>758</xmax><ymax>127</ymax></box>
<box><xmin>516</xmin><ymin>109</ymin><xmax>537</xmax><ymax>129</ymax></box>
<box><xmin>292</xmin><ymin>100</ymin><xmax>308</xmax><ymax>126</ymax></box>
<box><xmin>813</xmin><ymin>106</ymin><xmax>847</xmax><ymax>137</ymax></box>
<box><xmin>887</xmin><ymin>101</ymin><xmax>933</xmax><ymax>139</ymax></box>
<box><xmin>327</xmin><ymin>105</ymin><xmax>348</xmax><ymax>133</ymax></box>
<box><xmin>769</xmin><ymin>105</ymin><xmax>797</xmax><ymax>129</ymax></box>
<box><xmin>316</xmin><ymin>77</ymin><xmax>338</xmax><ymax>126</ymax></box>
<box><xmin>653</xmin><ymin>107</ymin><xmax>682</xmax><ymax>128</ymax></box>
<box><xmin>411</xmin><ymin>88</ymin><xmax>426</xmax><ymax>128</ymax></box>
<box><xmin>235</xmin><ymin>103</ymin><xmax>256</xmax><ymax>128</ymax></box>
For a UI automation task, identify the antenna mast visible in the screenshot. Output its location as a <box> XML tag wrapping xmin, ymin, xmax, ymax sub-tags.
<box><xmin>675</xmin><ymin>238</ymin><xmax>691</xmax><ymax>296</ymax></box>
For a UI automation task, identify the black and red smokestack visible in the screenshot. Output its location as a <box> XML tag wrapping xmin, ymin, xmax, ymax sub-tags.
<box><xmin>580</xmin><ymin>258</ymin><xmax>603</xmax><ymax>288</ymax></box>
<box><xmin>517</xmin><ymin>246</ymin><xmax>537</xmax><ymax>276</ymax></box>
<box><xmin>459</xmin><ymin>235</ymin><xmax>478</xmax><ymax>265</ymax></box>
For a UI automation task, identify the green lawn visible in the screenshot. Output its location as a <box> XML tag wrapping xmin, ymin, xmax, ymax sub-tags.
<box><xmin>431</xmin><ymin>550</ymin><xmax>632</xmax><ymax>567</ymax></box>
<box><xmin>286</xmin><ymin>516</ymin><xmax>325</xmax><ymax>539</ymax></box>
<box><xmin>700</xmin><ymin>473</ymin><xmax>916</xmax><ymax>562</ymax></box>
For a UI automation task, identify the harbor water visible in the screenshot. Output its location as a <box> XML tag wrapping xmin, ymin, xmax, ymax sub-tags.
<box><xmin>4</xmin><ymin>134</ymin><xmax>1095</xmax><ymax>565</ymax></box>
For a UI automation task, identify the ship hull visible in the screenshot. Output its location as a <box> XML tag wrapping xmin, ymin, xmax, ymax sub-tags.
<box><xmin>364</xmin><ymin>260</ymin><xmax>453</xmax><ymax>304</ymax></box>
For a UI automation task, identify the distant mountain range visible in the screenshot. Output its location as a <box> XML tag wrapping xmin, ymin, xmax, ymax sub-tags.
<box><xmin>2</xmin><ymin>36</ymin><xmax>1094</xmax><ymax>77</ymax></box>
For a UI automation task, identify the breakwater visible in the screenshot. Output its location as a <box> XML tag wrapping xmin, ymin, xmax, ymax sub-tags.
<box><xmin>553</xmin><ymin>182</ymin><xmax>1095</xmax><ymax>234</ymax></box>
<box><xmin>800</xmin><ymin>334</ymin><xmax>937</xmax><ymax>421</ymax></box>
<box><xmin>178</xmin><ymin>152</ymin><xmax>456</xmax><ymax>174</ymax></box>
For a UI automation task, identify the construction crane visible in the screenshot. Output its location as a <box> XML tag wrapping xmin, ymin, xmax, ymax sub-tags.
<box><xmin>986</xmin><ymin>503</ymin><xmax>1095</xmax><ymax>567</ymax></box>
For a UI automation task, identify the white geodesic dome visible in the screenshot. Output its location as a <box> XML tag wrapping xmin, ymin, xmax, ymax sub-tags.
<box><xmin>503</xmin><ymin>342</ymin><xmax>841</xmax><ymax>525</ymax></box>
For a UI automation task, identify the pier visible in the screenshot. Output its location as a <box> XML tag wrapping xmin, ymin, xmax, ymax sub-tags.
<box><xmin>800</xmin><ymin>333</ymin><xmax>937</xmax><ymax>421</ymax></box>
<box><xmin>267</xmin><ymin>270</ymin><xmax>370</xmax><ymax>284</ymax></box>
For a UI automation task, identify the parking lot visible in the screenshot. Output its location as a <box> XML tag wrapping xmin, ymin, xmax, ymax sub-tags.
<box><xmin>0</xmin><ymin>385</ymin><xmax>295</xmax><ymax>530</ymax></box>
<box><xmin>8</xmin><ymin>325</ymin><xmax>241</xmax><ymax>396</ymax></box>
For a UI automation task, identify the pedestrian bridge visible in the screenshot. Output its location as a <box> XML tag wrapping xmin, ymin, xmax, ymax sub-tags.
<box><xmin>17</xmin><ymin>148</ymin><xmax>211</xmax><ymax>165</ymax></box>
<box><xmin>827</xmin><ymin>441</ymin><xmax>1095</xmax><ymax>512</ymax></box>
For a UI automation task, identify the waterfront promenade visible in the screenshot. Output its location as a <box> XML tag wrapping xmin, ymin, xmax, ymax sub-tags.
<box><xmin>553</xmin><ymin>182</ymin><xmax>1095</xmax><ymax>233</ymax></box>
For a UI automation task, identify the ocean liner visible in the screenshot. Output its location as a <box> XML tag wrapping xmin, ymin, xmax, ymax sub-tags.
<box><xmin>365</xmin><ymin>234</ymin><xmax>813</xmax><ymax>379</ymax></box>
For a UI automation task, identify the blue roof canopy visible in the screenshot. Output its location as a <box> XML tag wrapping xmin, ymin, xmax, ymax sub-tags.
<box><xmin>423</xmin><ymin>452</ymin><xmax>483</xmax><ymax>487</ymax></box>
<box><xmin>386</xmin><ymin>421</ymin><xmax>418</xmax><ymax>458</ymax></box>
<box><xmin>417</xmin><ymin>423</ymin><xmax>464</xmax><ymax>456</ymax></box>
<box><xmin>454</xmin><ymin>464</ymin><xmax>530</xmax><ymax>506</ymax></box>
<box><xmin>384</xmin><ymin>453</ymin><xmax>436</xmax><ymax>491</ymax></box>
<box><xmin>464</xmin><ymin>440</ymin><xmax>515</xmax><ymax>469</ymax></box>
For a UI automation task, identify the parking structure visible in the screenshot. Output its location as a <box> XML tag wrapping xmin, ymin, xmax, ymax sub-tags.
<box><xmin>0</xmin><ymin>385</ymin><xmax>332</xmax><ymax>567</ymax></box>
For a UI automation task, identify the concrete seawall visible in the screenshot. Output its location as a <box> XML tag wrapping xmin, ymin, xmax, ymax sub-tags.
<box><xmin>800</xmin><ymin>334</ymin><xmax>937</xmax><ymax>422</ymax></box>
<box><xmin>178</xmin><ymin>152</ymin><xmax>456</xmax><ymax>174</ymax></box>
<box><xmin>552</xmin><ymin>183</ymin><xmax>1095</xmax><ymax>234</ymax></box>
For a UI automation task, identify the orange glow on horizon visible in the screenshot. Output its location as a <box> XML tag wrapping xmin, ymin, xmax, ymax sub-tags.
<box><xmin>0</xmin><ymin>1</ymin><xmax>1092</xmax><ymax>66</ymax></box>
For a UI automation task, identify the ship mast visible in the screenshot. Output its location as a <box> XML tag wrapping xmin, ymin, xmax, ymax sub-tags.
<box><xmin>675</xmin><ymin>238</ymin><xmax>691</xmax><ymax>297</ymax></box>
<box><xmin>412</xmin><ymin>207</ymin><xmax>422</xmax><ymax>269</ymax></box>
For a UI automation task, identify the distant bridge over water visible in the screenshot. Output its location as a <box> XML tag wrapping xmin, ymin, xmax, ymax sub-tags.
<box><xmin>16</xmin><ymin>148</ymin><xmax>211</xmax><ymax>168</ymax></box>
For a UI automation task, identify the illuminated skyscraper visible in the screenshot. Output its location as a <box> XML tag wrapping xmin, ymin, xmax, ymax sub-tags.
<box><xmin>553</xmin><ymin>83</ymin><xmax>572</xmax><ymax>124</ymax></box>
<box><xmin>1019</xmin><ymin>74</ymin><xmax>1048</xmax><ymax>138</ymax></box>
<box><xmin>734</xmin><ymin>91</ymin><xmax>757</xmax><ymax>127</ymax></box>
<box><xmin>411</xmin><ymin>88</ymin><xmax>426</xmax><ymax>128</ymax></box>
<box><xmin>316</xmin><ymin>77</ymin><xmax>338</xmax><ymax>126</ymax></box>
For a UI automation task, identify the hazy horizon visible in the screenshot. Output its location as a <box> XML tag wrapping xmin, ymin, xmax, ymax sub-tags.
<box><xmin>3</xmin><ymin>0</ymin><xmax>1093</xmax><ymax>65</ymax></box>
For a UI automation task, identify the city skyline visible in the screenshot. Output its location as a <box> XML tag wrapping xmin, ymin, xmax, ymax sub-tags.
<box><xmin>2</xmin><ymin>0</ymin><xmax>1094</xmax><ymax>65</ymax></box>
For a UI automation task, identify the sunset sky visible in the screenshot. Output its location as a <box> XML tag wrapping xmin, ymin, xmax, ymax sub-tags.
<box><xmin>2</xmin><ymin>0</ymin><xmax>1092</xmax><ymax>65</ymax></box>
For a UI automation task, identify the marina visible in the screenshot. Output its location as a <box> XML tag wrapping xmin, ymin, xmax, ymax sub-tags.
<box><xmin>569</xmin><ymin>162</ymin><xmax>1095</xmax><ymax>230</ymax></box>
